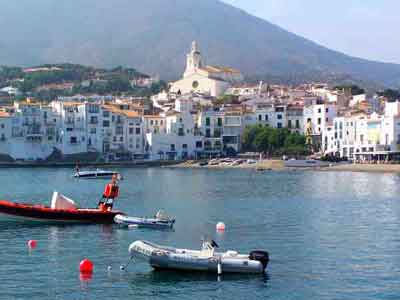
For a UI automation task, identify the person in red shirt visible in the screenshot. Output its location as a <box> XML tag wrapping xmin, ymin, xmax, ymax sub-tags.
<box><xmin>98</xmin><ymin>175</ymin><xmax>120</xmax><ymax>211</ymax></box>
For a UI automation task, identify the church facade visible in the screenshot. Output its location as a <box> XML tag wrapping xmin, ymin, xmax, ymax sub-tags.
<box><xmin>170</xmin><ymin>41</ymin><xmax>243</xmax><ymax>97</ymax></box>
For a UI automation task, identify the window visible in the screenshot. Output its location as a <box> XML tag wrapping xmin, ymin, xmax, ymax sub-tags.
<box><xmin>90</xmin><ymin>128</ymin><xmax>96</xmax><ymax>134</ymax></box>
<box><xmin>116</xmin><ymin>126</ymin><xmax>123</xmax><ymax>135</ymax></box>
<box><xmin>277</xmin><ymin>123</ymin><xmax>282</xmax><ymax>128</ymax></box>
<box><xmin>318</xmin><ymin>118</ymin><xmax>321</xmax><ymax>125</ymax></box>
<box><xmin>196</xmin><ymin>141</ymin><xmax>203</xmax><ymax>148</ymax></box>
<box><xmin>0</xmin><ymin>124</ymin><xmax>4</xmax><ymax>129</ymax></box>
<box><xmin>265</xmin><ymin>115</ymin><xmax>268</xmax><ymax>121</ymax></box>
<box><xmin>150</xmin><ymin>120</ymin><xmax>154</xmax><ymax>125</ymax></box>
<box><xmin>326</xmin><ymin>118</ymin><xmax>328</xmax><ymax>123</ymax></box>
<box><xmin>307</xmin><ymin>118</ymin><xmax>312</xmax><ymax>123</ymax></box>
<box><xmin>66</xmin><ymin>128</ymin><xmax>73</xmax><ymax>132</ymax></box>
<box><xmin>277</xmin><ymin>114</ymin><xmax>282</xmax><ymax>120</ymax></box>
<box><xmin>112</xmin><ymin>115</ymin><xmax>115</xmax><ymax>122</ymax></box>
<box><xmin>182</xmin><ymin>144</ymin><xmax>188</xmax><ymax>149</ymax></box>
<box><xmin>178</xmin><ymin>128</ymin><xmax>184</xmax><ymax>136</ymax></box>
<box><xmin>90</xmin><ymin>116</ymin><xmax>98</xmax><ymax>124</ymax></box>
<box><xmin>89</xmin><ymin>105</ymin><xmax>99</xmax><ymax>114</ymax></box>
<box><xmin>103</xmin><ymin>120</ymin><xmax>110</xmax><ymax>127</ymax></box>
<box><xmin>217</xmin><ymin>118</ymin><xmax>223</xmax><ymax>126</ymax></box>
<box><xmin>70</xmin><ymin>137</ymin><xmax>77</xmax><ymax>144</ymax></box>
<box><xmin>113</xmin><ymin>136</ymin><xmax>117</xmax><ymax>142</ymax></box>
<box><xmin>155</xmin><ymin>120</ymin><xmax>158</xmax><ymax>125</ymax></box>
<box><xmin>296</xmin><ymin>120</ymin><xmax>300</xmax><ymax>129</ymax></box>
<box><xmin>326</xmin><ymin>108</ymin><xmax>329</xmax><ymax>113</ymax></box>
<box><xmin>258</xmin><ymin>115</ymin><xmax>262</xmax><ymax>121</ymax></box>
<box><xmin>170</xmin><ymin>144</ymin><xmax>176</xmax><ymax>152</ymax></box>
<box><xmin>129</xmin><ymin>128</ymin><xmax>134</xmax><ymax>135</ymax></box>
<box><xmin>120</xmin><ymin>136</ymin><xmax>123</xmax><ymax>142</ymax></box>
<box><xmin>206</xmin><ymin>117</ymin><xmax>210</xmax><ymax>126</ymax></box>
<box><xmin>276</xmin><ymin>107</ymin><xmax>284</xmax><ymax>112</ymax></box>
<box><xmin>288</xmin><ymin>120</ymin><xmax>292</xmax><ymax>128</ymax></box>
<box><xmin>103</xmin><ymin>111</ymin><xmax>110</xmax><ymax>118</ymax></box>
<box><xmin>136</xmin><ymin>127</ymin><xmax>141</xmax><ymax>134</ymax></box>
<box><xmin>160</xmin><ymin>120</ymin><xmax>164</xmax><ymax>125</ymax></box>
<box><xmin>206</xmin><ymin>129</ymin><xmax>211</xmax><ymax>138</ymax></box>
<box><xmin>318</xmin><ymin>108</ymin><xmax>321</xmax><ymax>113</ymax></box>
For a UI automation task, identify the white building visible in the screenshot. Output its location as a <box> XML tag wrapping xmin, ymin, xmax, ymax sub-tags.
<box><xmin>322</xmin><ymin>102</ymin><xmax>400</xmax><ymax>160</ymax></box>
<box><xmin>145</xmin><ymin>98</ymin><xmax>204</xmax><ymax>160</ymax></box>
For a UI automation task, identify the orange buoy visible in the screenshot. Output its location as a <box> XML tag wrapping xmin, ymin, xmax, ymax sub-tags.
<box><xmin>79</xmin><ymin>259</ymin><xmax>94</xmax><ymax>274</ymax></box>
<box><xmin>28</xmin><ymin>240</ymin><xmax>37</xmax><ymax>249</ymax></box>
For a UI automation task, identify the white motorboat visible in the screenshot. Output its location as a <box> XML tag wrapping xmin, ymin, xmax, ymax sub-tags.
<box><xmin>114</xmin><ymin>210</ymin><xmax>175</xmax><ymax>229</ymax></box>
<box><xmin>128</xmin><ymin>240</ymin><xmax>269</xmax><ymax>274</ymax></box>
<box><xmin>74</xmin><ymin>169</ymin><xmax>122</xmax><ymax>179</ymax></box>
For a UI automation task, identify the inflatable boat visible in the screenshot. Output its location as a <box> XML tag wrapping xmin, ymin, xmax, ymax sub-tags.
<box><xmin>0</xmin><ymin>192</ymin><xmax>123</xmax><ymax>224</ymax></box>
<box><xmin>74</xmin><ymin>169</ymin><xmax>122</xmax><ymax>180</ymax></box>
<box><xmin>128</xmin><ymin>240</ymin><xmax>269</xmax><ymax>274</ymax></box>
<box><xmin>115</xmin><ymin>211</ymin><xmax>175</xmax><ymax>229</ymax></box>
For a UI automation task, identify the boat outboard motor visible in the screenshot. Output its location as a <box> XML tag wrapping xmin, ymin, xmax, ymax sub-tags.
<box><xmin>211</xmin><ymin>240</ymin><xmax>219</xmax><ymax>248</ymax></box>
<box><xmin>249</xmin><ymin>250</ymin><xmax>270</xmax><ymax>270</ymax></box>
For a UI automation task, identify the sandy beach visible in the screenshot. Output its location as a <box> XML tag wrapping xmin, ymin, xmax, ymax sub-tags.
<box><xmin>171</xmin><ymin>160</ymin><xmax>400</xmax><ymax>173</ymax></box>
<box><xmin>320</xmin><ymin>163</ymin><xmax>400</xmax><ymax>173</ymax></box>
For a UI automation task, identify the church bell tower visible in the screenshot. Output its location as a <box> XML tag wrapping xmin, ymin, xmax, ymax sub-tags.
<box><xmin>184</xmin><ymin>41</ymin><xmax>202</xmax><ymax>78</ymax></box>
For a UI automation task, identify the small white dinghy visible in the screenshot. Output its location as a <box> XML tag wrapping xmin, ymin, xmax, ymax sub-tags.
<box><xmin>128</xmin><ymin>240</ymin><xmax>269</xmax><ymax>274</ymax></box>
<box><xmin>74</xmin><ymin>169</ymin><xmax>122</xmax><ymax>180</ymax></box>
<box><xmin>115</xmin><ymin>210</ymin><xmax>175</xmax><ymax>229</ymax></box>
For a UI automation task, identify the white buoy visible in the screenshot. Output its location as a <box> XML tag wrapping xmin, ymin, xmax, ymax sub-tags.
<box><xmin>107</xmin><ymin>266</ymin><xmax>112</xmax><ymax>272</ymax></box>
<box><xmin>216</xmin><ymin>222</ymin><xmax>226</xmax><ymax>231</ymax></box>
<box><xmin>217</xmin><ymin>262</ymin><xmax>222</xmax><ymax>275</ymax></box>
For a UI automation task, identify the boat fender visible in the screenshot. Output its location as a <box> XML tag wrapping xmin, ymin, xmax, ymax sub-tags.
<box><xmin>249</xmin><ymin>250</ymin><xmax>270</xmax><ymax>269</ymax></box>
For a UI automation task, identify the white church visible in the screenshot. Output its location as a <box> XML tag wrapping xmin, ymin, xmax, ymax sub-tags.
<box><xmin>170</xmin><ymin>41</ymin><xmax>244</xmax><ymax>97</ymax></box>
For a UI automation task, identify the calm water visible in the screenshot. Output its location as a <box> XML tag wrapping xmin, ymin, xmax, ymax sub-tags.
<box><xmin>1</xmin><ymin>167</ymin><xmax>400</xmax><ymax>300</ymax></box>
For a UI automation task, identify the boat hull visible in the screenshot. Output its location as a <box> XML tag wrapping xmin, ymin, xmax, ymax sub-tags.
<box><xmin>129</xmin><ymin>241</ymin><xmax>267</xmax><ymax>274</ymax></box>
<box><xmin>0</xmin><ymin>200</ymin><xmax>122</xmax><ymax>224</ymax></box>
<box><xmin>114</xmin><ymin>214</ymin><xmax>175</xmax><ymax>229</ymax></box>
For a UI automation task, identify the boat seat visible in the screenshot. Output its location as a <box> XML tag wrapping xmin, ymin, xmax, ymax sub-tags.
<box><xmin>223</xmin><ymin>251</ymin><xmax>238</xmax><ymax>258</ymax></box>
<box><xmin>199</xmin><ymin>248</ymin><xmax>215</xmax><ymax>258</ymax></box>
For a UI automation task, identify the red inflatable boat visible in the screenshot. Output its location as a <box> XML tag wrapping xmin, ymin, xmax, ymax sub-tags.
<box><xmin>0</xmin><ymin>193</ymin><xmax>123</xmax><ymax>224</ymax></box>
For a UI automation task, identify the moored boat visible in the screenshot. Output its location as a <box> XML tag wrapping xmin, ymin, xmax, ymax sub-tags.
<box><xmin>114</xmin><ymin>211</ymin><xmax>175</xmax><ymax>229</ymax></box>
<box><xmin>74</xmin><ymin>169</ymin><xmax>122</xmax><ymax>180</ymax></box>
<box><xmin>0</xmin><ymin>192</ymin><xmax>123</xmax><ymax>224</ymax></box>
<box><xmin>128</xmin><ymin>240</ymin><xmax>269</xmax><ymax>274</ymax></box>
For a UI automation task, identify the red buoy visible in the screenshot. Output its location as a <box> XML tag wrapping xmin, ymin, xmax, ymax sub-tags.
<box><xmin>28</xmin><ymin>240</ymin><xmax>37</xmax><ymax>249</ymax></box>
<box><xmin>79</xmin><ymin>259</ymin><xmax>94</xmax><ymax>274</ymax></box>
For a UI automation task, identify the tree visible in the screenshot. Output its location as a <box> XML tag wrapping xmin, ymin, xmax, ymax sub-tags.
<box><xmin>334</xmin><ymin>84</ymin><xmax>365</xmax><ymax>96</ymax></box>
<box><xmin>254</xmin><ymin>129</ymin><xmax>270</xmax><ymax>153</ymax></box>
<box><xmin>242</xmin><ymin>125</ymin><xmax>263</xmax><ymax>151</ymax></box>
<box><xmin>242</xmin><ymin>125</ymin><xmax>309</xmax><ymax>156</ymax></box>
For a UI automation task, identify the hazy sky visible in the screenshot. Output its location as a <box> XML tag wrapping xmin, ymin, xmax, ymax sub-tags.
<box><xmin>223</xmin><ymin>0</ymin><xmax>400</xmax><ymax>64</ymax></box>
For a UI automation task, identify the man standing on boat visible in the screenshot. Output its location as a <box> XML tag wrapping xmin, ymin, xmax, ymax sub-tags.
<box><xmin>99</xmin><ymin>175</ymin><xmax>120</xmax><ymax>211</ymax></box>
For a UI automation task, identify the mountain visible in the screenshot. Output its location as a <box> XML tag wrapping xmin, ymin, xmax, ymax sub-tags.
<box><xmin>1</xmin><ymin>0</ymin><xmax>400</xmax><ymax>87</ymax></box>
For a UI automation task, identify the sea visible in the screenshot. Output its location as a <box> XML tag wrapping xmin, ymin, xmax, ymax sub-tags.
<box><xmin>0</xmin><ymin>167</ymin><xmax>400</xmax><ymax>300</ymax></box>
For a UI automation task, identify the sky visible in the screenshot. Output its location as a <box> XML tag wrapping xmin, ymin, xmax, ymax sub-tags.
<box><xmin>223</xmin><ymin>0</ymin><xmax>400</xmax><ymax>64</ymax></box>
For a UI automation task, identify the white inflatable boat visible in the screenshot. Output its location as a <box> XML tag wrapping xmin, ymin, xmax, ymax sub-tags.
<box><xmin>128</xmin><ymin>240</ymin><xmax>269</xmax><ymax>274</ymax></box>
<box><xmin>74</xmin><ymin>169</ymin><xmax>122</xmax><ymax>180</ymax></box>
<box><xmin>114</xmin><ymin>210</ymin><xmax>175</xmax><ymax>229</ymax></box>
